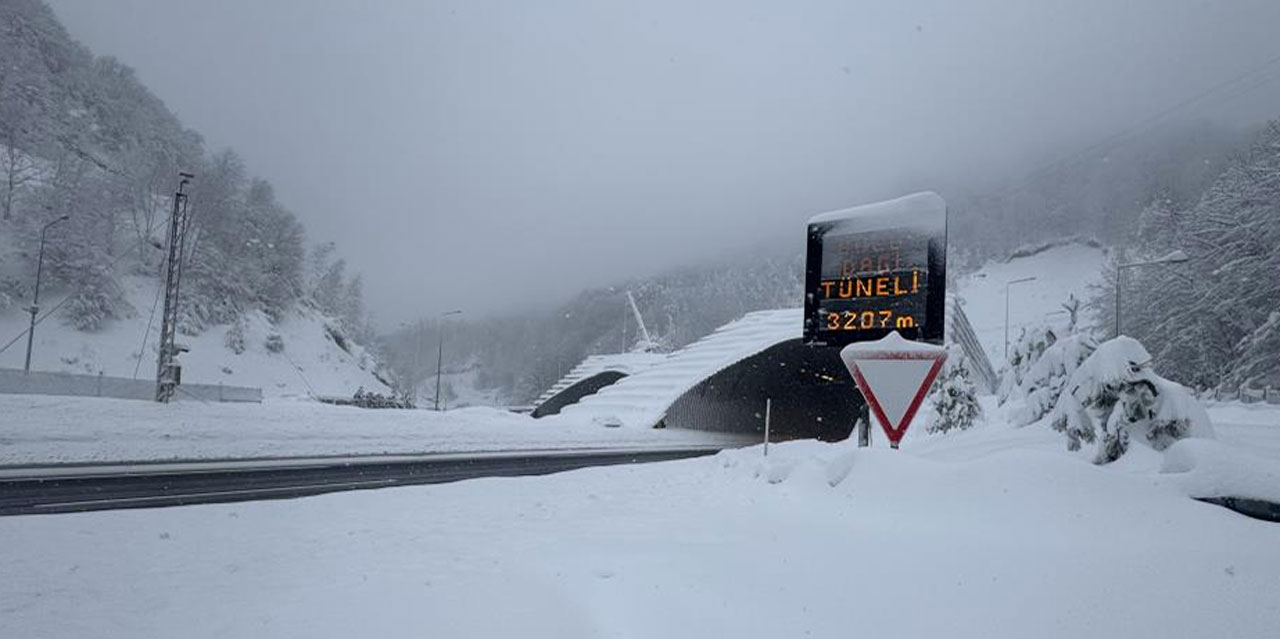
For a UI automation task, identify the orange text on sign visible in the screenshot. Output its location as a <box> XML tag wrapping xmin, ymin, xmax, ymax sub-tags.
<box><xmin>826</xmin><ymin>310</ymin><xmax>917</xmax><ymax>331</ymax></box>
<box><xmin>820</xmin><ymin>270</ymin><xmax>920</xmax><ymax>299</ymax></box>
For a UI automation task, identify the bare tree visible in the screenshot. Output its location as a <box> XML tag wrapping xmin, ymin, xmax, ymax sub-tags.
<box><xmin>1</xmin><ymin>135</ymin><xmax>35</xmax><ymax>219</ymax></box>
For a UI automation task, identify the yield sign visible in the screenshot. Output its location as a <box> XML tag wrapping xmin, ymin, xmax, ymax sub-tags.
<box><xmin>839</xmin><ymin>331</ymin><xmax>947</xmax><ymax>448</ymax></box>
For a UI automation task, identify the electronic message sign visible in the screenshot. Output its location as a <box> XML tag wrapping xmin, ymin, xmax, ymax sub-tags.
<box><xmin>803</xmin><ymin>192</ymin><xmax>947</xmax><ymax>347</ymax></box>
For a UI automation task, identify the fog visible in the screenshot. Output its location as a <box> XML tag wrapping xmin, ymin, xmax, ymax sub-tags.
<box><xmin>48</xmin><ymin>0</ymin><xmax>1280</xmax><ymax>325</ymax></box>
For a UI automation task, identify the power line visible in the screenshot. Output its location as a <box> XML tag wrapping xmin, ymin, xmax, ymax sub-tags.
<box><xmin>0</xmin><ymin>210</ymin><xmax>174</xmax><ymax>357</ymax></box>
<box><xmin>132</xmin><ymin>261</ymin><xmax>166</xmax><ymax>379</ymax></box>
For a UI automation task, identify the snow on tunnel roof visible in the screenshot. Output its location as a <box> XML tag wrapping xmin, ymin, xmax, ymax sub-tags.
<box><xmin>547</xmin><ymin>309</ymin><xmax>803</xmax><ymax>429</ymax></box>
<box><xmin>532</xmin><ymin>351</ymin><xmax>668</xmax><ymax>408</ymax></box>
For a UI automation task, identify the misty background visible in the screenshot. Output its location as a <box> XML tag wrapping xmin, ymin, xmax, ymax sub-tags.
<box><xmin>46</xmin><ymin>0</ymin><xmax>1280</xmax><ymax>322</ymax></box>
<box><xmin>3</xmin><ymin>0</ymin><xmax>1280</xmax><ymax>405</ymax></box>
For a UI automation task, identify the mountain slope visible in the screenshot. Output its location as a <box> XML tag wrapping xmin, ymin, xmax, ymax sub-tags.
<box><xmin>0</xmin><ymin>275</ymin><xmax>388</xmax><ymax>397</ymax></box>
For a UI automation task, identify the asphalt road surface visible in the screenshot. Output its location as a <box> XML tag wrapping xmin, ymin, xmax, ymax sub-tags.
<box><xmin>0</xmin><ymin>447</ymin><xmax>724</xmax><ymax>516</ymax></box>
<box><xmin>4</xmin><ymin>447</ymin><xmax>1275</xmax><ymax>522</ymax></box>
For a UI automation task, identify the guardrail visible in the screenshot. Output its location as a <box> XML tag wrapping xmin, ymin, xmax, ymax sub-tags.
<box><xmin>1210</xmin><ymin>386</ymin><xmax>1280</xmax><ymax>405</ymax></box>
<box><xmin>0</xmin><ymin>368</ymin><xmax>261</xmax><ymax>403</ymax></box>
<box><xmin>948</xmin><ymin>298</ymin><xmax>999</xmax><ymax>394</ymax></box>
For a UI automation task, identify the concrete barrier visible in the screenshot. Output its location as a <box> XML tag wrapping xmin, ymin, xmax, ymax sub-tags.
<box><xmin>0</xmin><ymin>368</ymin><xmax>262</xmax><ymax>403</ymax></box>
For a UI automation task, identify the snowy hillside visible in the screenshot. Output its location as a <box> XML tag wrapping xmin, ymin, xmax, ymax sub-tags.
<box><xmin>0</xmin><ymin>276</ymin><xmax>389</xmax><ymax>398</ymax></box>
<box><xmin>954</xmin><ymin>240</ymin><xmax>1108</xmax><ymax>366</ymax></box>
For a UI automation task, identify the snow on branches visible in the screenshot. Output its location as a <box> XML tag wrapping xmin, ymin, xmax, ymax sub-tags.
<box><xmin>927</xmin><ymin>345</ymin><xmax>983</xmax><ymax>434</ymax></box>
<box><xmin>1048</xmin><ymin>337</ymin><xmax>1213</xmax><ymax>464</ymax></box>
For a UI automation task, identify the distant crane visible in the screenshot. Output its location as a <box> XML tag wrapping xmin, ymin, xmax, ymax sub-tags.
<box><xmin>626</xmin><ymin>290</ymin><xmax>658</xmax><ymax>353</ymax></box>
<box><xmin>155</xmin><ymin>173</ymin><xmax>194</xmax><ymax>403</ymax></box>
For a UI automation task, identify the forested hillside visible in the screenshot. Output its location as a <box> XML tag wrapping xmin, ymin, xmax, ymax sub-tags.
<box><xmin>0</xmin><ymin>0</ymin><xmax>374</xmax><ymax>373</ymax></box>
<box><xmin>1090</xmin><ymin>121</ymin><xmax>1280</xmax><ymax>390</ymax></box>
<box><xmin>381</xmin><ymin>251</ymin><xmax>805</xmax><ymax>405</ymax></box>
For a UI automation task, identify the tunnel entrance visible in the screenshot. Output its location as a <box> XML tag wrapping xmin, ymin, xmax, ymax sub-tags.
<box><xmin>531</xmin><ymin>371</ymin><xmax>629</xmax><ymax>418</ymax></box>
<box><xmin>661</xmin><ymin>339</ymin><xmax>862</xmax><ymax>442</ymax></box>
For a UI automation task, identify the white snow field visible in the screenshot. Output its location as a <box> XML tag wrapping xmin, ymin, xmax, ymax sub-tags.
<box><xmin>0</xmin><ymin>276</ymin><xmax>389</xmax><ymax>398</ymax></box>
<box><xmin>0</xmin><ymin>394</ymin><xmax>751</xmax><ymax>466</ymax></box>
<box><xmin>2</xmin><ymin>422</ymin><xmax>1279</xmax><ymax>639</ymax></box>
<box><xmin>954</xmin><ymin>240</ymin><xmax>1108</xmax><ymax>365</ymax></box>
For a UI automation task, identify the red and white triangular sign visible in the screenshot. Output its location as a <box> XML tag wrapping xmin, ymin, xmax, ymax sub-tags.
<box><xmin>839</xmin><ymin>331</ymin><xmax>947</xmax><ymax>448</ymax></box>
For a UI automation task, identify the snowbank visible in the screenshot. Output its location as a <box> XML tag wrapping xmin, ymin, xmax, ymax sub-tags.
<box><xmin>1159</xmin><ymin>438</ymin><xmax>1280</xmax><ymax>504</ymax></box>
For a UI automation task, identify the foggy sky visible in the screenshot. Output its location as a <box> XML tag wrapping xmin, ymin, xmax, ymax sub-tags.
<box><xmin>48</xmin><ymin>0</ymin><xmax>1280</xmax><ymax>326</ymax></box>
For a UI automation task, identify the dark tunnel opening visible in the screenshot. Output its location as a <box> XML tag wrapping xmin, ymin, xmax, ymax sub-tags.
<box><xmin>661</xmin><ymin>339</ymin><xmax>863</xmax><ymax>442</ymax></box>
<box><xmin>531</xmin><ymin>371</ymin><xmax>629</xmax><ymax>418</ymax></box>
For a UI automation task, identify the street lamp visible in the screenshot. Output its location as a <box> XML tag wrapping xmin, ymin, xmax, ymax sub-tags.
<box><xmin>435</xmin><ymin>309</ymin><xmax>463</xmax><ymax>411</ymax></box>
<box><xmin>24</xmin><ymin>214</ymin><xmax>70</xmax><ymax>373</ymax></box>
<box><xmin>1005</xmin><ymin>276</ymin><xmax>1037</xmax><ymax>359</ymax></box>
<box><xmin>1115</xmin><ymin>250</ymin><xmax>1189</xmax><ymax>338</ymax></box>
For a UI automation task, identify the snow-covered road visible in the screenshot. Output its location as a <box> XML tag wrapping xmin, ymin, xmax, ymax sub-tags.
<box><xmin>0</xmin><ymin>394</ymin><xmax>753</xmax><ymax>466</ymax></box>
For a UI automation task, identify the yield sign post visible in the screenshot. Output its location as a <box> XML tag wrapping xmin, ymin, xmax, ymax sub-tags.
<box><xmin>839</xmin><ymin>331</ymin><xmax>946</xmax><ymax>448</ymax></box>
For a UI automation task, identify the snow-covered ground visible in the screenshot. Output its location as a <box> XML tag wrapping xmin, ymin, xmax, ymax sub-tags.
<box><xmin>954</xmin><ymin>241</ymin><xmax>1108</xmax><ymax>366</ymax></box>
<box><xmin>3</xmin><ymin>411</ymin><xmax>1278</xmax><ymax>639</ymax></box>
<box><xmin>0</xmin><ymin>394</ymin><xmax>753</xmax><ymax>466</ymax></box>
<box><xmin>4</xmin><ymin>232</ymin><xmax>1276</xmax><ymax>636</ymax></box>
<box><xmin>0</xmin><ymin>276</ymin><xmax>389</xmax><ymax>398</ymax></box>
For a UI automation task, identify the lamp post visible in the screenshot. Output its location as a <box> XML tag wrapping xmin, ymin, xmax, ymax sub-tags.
<box><xmin>435</xmin><ymin>309</ymin><xmax>463</xmax><ymax>411</ymax></box>
<box><xmin>24</xmin><ymin>214</ymin><xmax>70</xmax><ymax>373</ymax></box>
<box><xmin>1115</xmin><ymin>250</ymin><xmax>1189</xmax><ymax>338</ymax></box>
<box><xmin>1004</xmin><ymin>276</ymin><xmax>1037</xmax><ymax>359</ymax></box>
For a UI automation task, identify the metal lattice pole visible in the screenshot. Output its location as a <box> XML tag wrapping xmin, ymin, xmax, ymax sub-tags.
<box><xmin>155</xmin><ymin>173</ymin><xmax>194</xmax><ymax>402</ymax></box>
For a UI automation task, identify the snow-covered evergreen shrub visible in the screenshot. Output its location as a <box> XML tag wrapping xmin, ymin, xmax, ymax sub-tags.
<box><xmin>928</xmin><ymin>346</ymin><xmax>982</xmax><ymax>434</ymax></box>
<box><xmin>224</xmin><ymin>317</ymin><xmax>247</xmax><ymax>354</ymax></box>
<box><xmin>324</xmin><ymin>323</ymin><xmax>350</xmax><ymax>354</ymax></box>
<box><xmin>0</xmin><ymin>278</ymin><xmax>26</xmax><ymax>311</ymax></box>
<box><xmin>1010</xmin><ymin>333</ymin><xmax>1097</xmax><ymax>426</ymax></box>
<box><xmin>1048</xmin><ymin>337</ymin><xmax>1213</xmax><ymax>464</ymax></box>
<box><xmin>62</xmin><ymin>272</ymin><xmax>124</xmax><ymax>331</ymax></box>
<box><xmin>264</xmin><ymin>333</ymin><xmax>285</xmax><ymax>354</ymax></box>
<box><xmin>997</xmin><ymin>325</ymin><xmax>1057</xmax><ymax>405</ymax></box>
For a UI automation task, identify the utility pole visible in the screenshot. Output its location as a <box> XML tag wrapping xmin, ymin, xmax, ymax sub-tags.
<box><xmin>434</xmin><ymin>309</ymin><xmax>462</xmax><ymax>411</ymax></box>
<box><xmin>156</xmin><ymin>173</ymin><xmax>194</xmax><ymax>403</ymax></box>
<box><xmin>415</xmin><ymin>320</ymin><xmax>425</xmax><ymax>400</ymax></box>
<box><xmin>23</xmin><ymin>214</ymin><xmax>70</xmax><ymax>373</ymax></box>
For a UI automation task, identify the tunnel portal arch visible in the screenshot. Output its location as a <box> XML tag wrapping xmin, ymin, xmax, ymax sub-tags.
<box><xmin>661</xmin><ymin>338</ymin><xmax>862</xmax><ymax>442</ymax></box>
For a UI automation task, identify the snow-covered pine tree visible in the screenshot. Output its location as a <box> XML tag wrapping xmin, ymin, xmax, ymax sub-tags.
<box><xmin>1048</xmin><ymin>337</ymin><xmax>1213</xmax><ymax>464</ymax></box>
<box><xmin>224</xmin><ymin>317</ymin><xmax>247</xmax><ymax>355</ymax></box>
<box><xmin>1061</xmin><ymin>293</ymin><xmax>1081</xmax><ymax>334</ymax></box>
<box><xmin>997</xmin><ymin>325</ymin><xmax>1056</xmax><ymax>405</ymax></box>
<box><xmin>1224</xmin><ymin>311</ymin><xmax>1280</xmax><ymax>390</ymax></box>
<box><xmin>928</xmin><ymin>345</ymin><xmax>982</xmax><ymax>434</ymax></box>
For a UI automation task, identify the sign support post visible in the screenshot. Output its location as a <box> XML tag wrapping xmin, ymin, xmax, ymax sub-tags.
<box><xmin>857</xmin><ymin>401</ymin><xmax>870</xmax><ymax>448</ymax></box>
<box><xmin>763</xmin><ymin>397</ymin><xmax>771</xmax><ymax>457</ymax></box>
